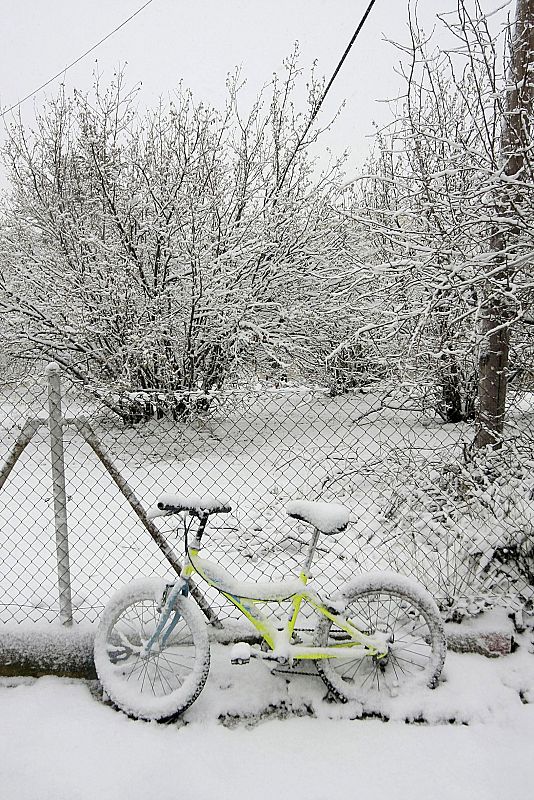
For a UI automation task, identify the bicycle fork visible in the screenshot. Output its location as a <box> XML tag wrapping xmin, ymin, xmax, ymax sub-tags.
<box><xmin>140</xmin><ymin>578</ymin><xmax>189</xmax><ymax>657</ymax></box>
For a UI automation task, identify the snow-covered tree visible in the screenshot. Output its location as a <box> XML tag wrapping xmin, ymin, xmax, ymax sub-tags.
<box><xmin>0</xmin><ymin>58</ymin><xmax>362</xmax><ymax>420</ymax></box>
<box><xmin>339</xmin><ymin>1</ymin><xmax>534</xmax><ymax>432</ymax></box>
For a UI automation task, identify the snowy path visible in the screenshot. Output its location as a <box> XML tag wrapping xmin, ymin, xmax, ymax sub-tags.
<box><xmin>1</xmin><ymin>641</ymin><xmax>533</xmax><ymax>800</ymax></box>
<box><xmin>1</xmin><ymin>677</ymin><xmax>532</xmax><ymax>800</ymax></box>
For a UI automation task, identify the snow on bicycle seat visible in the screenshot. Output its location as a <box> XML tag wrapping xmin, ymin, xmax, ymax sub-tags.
<box><xmin>151</xmin><ymin>492</ymin><xmax>232</xmax><ymax>517</ymax></box>
<box><xmin>285</xmin><ymin>499</ymin><xmax>349</xmax><ymax>534</ymax></box>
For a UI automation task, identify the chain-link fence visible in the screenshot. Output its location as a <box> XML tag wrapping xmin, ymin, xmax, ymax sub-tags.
<box><xmin>1</xmin><ymin>367</ymin><xmax>533</xmax><ymax>628</ymax></box>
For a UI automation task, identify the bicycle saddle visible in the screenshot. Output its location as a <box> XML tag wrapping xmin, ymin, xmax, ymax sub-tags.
<box><xmin>151</xmin><ymin>493</ymin><xmax>232</xmax><ymax>517</ymax></box>
<box><xmin>285</xmin><ymin>500</ymin><xmax>349</xmax><ymax>534</ymax></box>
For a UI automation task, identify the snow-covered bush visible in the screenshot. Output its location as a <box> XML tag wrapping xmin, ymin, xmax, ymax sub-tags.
<box><xmin>0</xmin><ymin>59</ymin><xmax>371</xmax><ymax>423</ymax></box>
<box><xmin>383</xmin><ymin>444</ymin><xmax>534</xmax><ymax>619</ymax></box>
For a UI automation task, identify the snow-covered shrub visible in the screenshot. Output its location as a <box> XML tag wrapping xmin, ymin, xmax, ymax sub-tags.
<box><xmin>383</xmin><ymin>444</ymin><xmax>534</xmax><ymax>619</ymax></box>
<box><xmin>0</xmin><ymin>60</ymin><xmax>364</xmax><ymax>424</ymax></box>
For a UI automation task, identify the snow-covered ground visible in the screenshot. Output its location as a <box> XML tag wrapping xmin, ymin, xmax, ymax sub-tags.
<box><xmin>1</xmin><ymin>637</ymin><xmax>534</xmax><ymax>800</ymax></box>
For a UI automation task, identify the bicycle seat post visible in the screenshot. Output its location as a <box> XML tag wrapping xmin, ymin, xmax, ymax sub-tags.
<box><xmin>190</xmin><ymin>512</ymin><xmax>209</xmax><ymax>550</ymax></box>
<box><xmin>302</xmin><ymin>527</ymin><xmax>321</xmax><ymax>579</ymax></box>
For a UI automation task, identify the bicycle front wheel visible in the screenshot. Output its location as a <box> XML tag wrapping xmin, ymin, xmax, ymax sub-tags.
<box><xmin>314</xmin><ymin>572</ymin><xmax>446</xmax><ymax>704</ymax></box>
<box><xmin>94</xmin><ymin>578</ymin><xmax>210</xmax><ymax>722</ymax></box>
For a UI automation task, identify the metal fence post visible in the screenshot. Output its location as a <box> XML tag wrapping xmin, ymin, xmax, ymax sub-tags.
<box><xmin>45</xmin><ymin>363</ymin><xmax>73</xmax><ymax>626</ymax></box>
<box><xmin>0</xmin><ymin>418</ymin><xmax>42</xmax><ymax>493</ymax></box>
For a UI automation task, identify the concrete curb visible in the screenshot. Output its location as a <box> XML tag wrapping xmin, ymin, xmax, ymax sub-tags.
<box><xmin>0</xmin><ymin>625</ymin><xmax>514</xmax><ymax>680</ymax></box>
<box><xmin>0</xmin><ymin>629</ymin><xmax>97</xmax><ymax>679</ymax></box>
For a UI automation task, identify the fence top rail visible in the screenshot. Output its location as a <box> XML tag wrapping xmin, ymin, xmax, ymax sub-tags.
<box><xmin>79</xmin><ymin>384</ymin><xmax>337</xmax><ymax>398</ymax></box>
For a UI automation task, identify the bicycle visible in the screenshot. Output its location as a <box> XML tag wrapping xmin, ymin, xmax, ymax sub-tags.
<box><xmin>94</xmin><ymin>493</ymin><xmax>447</xmax><ymax>722</ymax></box>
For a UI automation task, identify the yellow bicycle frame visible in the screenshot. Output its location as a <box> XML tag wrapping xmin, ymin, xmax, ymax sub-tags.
<box><xmin>182</xmin><ymin>546</ymin><xmax>387</xmax><ymax>662</ymax></box>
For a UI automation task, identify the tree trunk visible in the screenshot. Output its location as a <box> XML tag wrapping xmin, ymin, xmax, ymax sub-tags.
<box><xmin>475</xmin><ymin>0</ymin><xmax>534</xmax><ymax>448</ymax></box>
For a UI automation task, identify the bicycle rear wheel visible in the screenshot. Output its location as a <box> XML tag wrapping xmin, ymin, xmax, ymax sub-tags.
<box><xmin>94</xmin><ymin>578</ymin><xmax>210</xmax><ymax>722</ymax></box>
<box><xmin>314</xmin><ymin>572</ymin><xmax>446</xmax><ymax>704</ymax></box>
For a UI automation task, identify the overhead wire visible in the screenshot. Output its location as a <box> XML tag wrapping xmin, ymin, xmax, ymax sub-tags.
<box><xmin>0</xmin><ymin>0</ymin><xmax>156</xmax><ymax>119</ymax></box>
<box><xmin>273</xmin><ymin>0</ymin><xmax>378</xmax><ymax>194</ymax></box>
<box><xmin>1</xmin><ymin>0</ymin><xmax>379</xmax><ymax>188</ymax></box>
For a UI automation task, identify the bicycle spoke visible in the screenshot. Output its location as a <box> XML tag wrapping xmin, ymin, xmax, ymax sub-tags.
<box><xmin>337</xmin><ymin>657</ymin><xmax>366</xmax><ymax>679</ymax></box>
<box><xmin>154</xmin><ymin>655</ymin><xmax>176</xmax><ymax>694</ymax></box>
<box><xmin>393</xmin><ymin>645</ymin><xmax>431</xmax><ymax>660</ymax></box>
<box><xmin>391</xmin><ymin>654</ymin><xmax>427</xmax><ymax>670</ymax></box>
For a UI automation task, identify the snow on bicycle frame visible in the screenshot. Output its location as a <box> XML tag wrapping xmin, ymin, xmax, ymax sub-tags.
<box><xmin>149</xmin><ymin>492</ymin><xmax>389</xmax><ymax>663</ymax></box>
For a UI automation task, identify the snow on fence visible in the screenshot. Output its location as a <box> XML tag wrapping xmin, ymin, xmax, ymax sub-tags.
<box><xmin>0</xmin><ymin>367</ymin><xmax>533</xmax><ymax>629</ymax></box>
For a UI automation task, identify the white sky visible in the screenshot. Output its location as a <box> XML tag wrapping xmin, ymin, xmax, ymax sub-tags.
<box><xmin>0</xmin><ymin>0</ymin><xmax>511</xmax><ymax>181</ymax></box>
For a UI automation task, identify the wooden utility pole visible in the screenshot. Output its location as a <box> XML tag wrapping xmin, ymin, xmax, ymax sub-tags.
<box><xmin>475</xmin><ymin>0</ymin><xmax>534</xmax><ymax>448</ymax></box>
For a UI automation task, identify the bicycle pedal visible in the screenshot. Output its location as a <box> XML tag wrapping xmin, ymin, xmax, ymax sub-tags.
<box><xmin>230</xmin><ymin>642</ymin><xmax>251</xmax><ymax>665</ymax></box>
